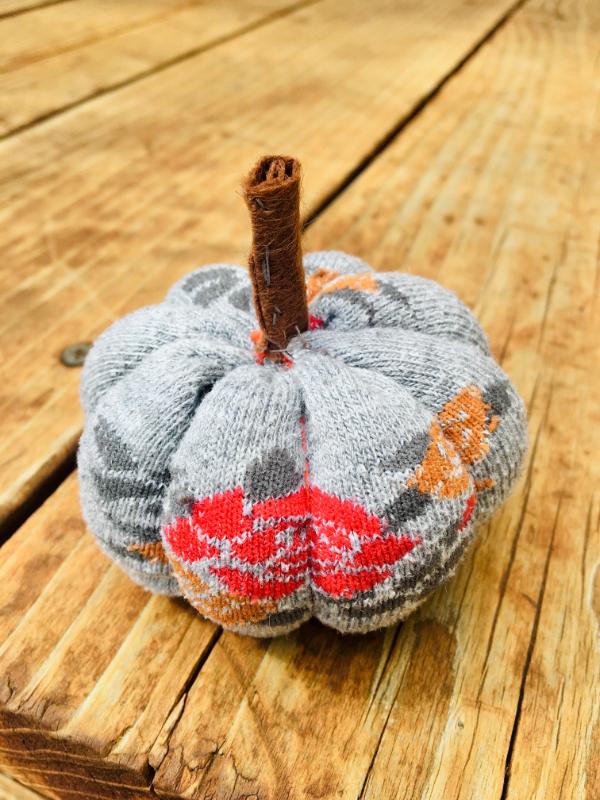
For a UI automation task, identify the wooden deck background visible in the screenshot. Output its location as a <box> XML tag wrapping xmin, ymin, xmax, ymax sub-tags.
<box><xmin>0</xmin><ymin>1</ymin><xmax>598</xmax><ymax>798</ymax></box>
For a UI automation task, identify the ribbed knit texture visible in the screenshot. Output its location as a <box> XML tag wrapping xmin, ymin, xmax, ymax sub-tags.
<box><xmin>79</xmin><ymin>251</ymin><xmax>527</xmax><ymax>635</ymax></box>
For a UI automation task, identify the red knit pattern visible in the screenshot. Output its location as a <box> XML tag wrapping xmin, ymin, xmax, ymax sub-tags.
<box><xmin>163</xmin><ymin>485</ymin><xmax>423</xmax><ymax>601</ymax></box>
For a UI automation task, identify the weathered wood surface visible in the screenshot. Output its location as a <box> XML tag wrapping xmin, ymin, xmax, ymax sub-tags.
<box><xmin>0</xmin><ymin>0</ymin><xmax>521</xmax><ymax>532</ymax></box>
<box><xmin>0</xmin><ymin>0</ymin><xmax>60</xmax><ymax>18</ymax></box>
<box><xmin>0</xmin><ymin>772</ymin><xmax>47</xmax><ymax>800</ymax></box>
<box><xmin>0</xmin><ymin>0</ymin><xmax>307</xmax><ymax>136</ymax></box>
<box><xmin>0</xmin><ymin>0</ymin><xmax>598</xmax><ymax>798</ymax></box>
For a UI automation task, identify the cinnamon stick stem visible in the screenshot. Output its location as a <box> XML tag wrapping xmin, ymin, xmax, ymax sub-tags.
<box><xmin>243</xmin><ymin>156</ymin><xmax>308</xmax><ymax>352</ymax></box>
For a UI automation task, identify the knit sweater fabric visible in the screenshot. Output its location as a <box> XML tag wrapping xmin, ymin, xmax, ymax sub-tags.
<box><xmin>78</xmin><ymin>251</ymin><xmax>527</xmax><ymax>635</ymax></box>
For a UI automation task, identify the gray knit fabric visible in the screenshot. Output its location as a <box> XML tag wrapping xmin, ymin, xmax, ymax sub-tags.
<box><xmin>79</xmin><ymin>250</ymin><xmax>527</xmax><ymax>635</ymax></box>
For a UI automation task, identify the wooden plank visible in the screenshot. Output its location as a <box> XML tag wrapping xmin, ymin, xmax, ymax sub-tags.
<box><xmin>501</xmin><ymin>79</ymin><xmax>600</xmax><ymax>798</ymax></box>
<box><xmin>0</xmin><ymin>0</ymin><xmax>521</xmax><ymax>531</ymax></box>
<box><xmin>0</xmin><ymin>478</ymin><xmax>218</xmax><ymax>798</ymax></box>
<box><xmin>0</xmin><ymin>0</ymin><xmax>196</xmax><ymax>71</ymax></box>
<box><xmin>149</xmin><ymin>0</ymin><xmax>600</xmax><ymax>797</ymax></box>
<box><xmin>0</xmin><ymin>0</ymin><xmax>304</xmax><ymax>136</ymax></box>
<box><xmin>0</xmin><ymin>0</ymin><xmax>68</xmax><ymax>19</ymax></box>
<box><xmin>0</xmin><ymin>772</ymin><xmax>48</xmax><ymax>800</ymax></box>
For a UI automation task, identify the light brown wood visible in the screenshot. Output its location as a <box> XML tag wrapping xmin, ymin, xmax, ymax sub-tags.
<box><xmin>0</xmin><ymin>476</ymin><xmax>218</xmax><ymax>798</ymax></box>
<box><xmin>0</xmin><ymin>0</ymin><xmax>521</xmax><ymax>531</ymax></box>
<box><xmin>499</xmin><ymin>25</ymin><xmax>600</xmax><ymax>793</ymax></box>
<box><xmin>0</xmin><ymin>0</ymin><xmax>205</xmax><ymax>73</ymax></box>
<box><xmin>0</xmin><ymin>0</ymin><xmax>598</xmax><ymax>798</ymax></box>
<box><xmin>0</xmin><ymin>772</ymin><xmax>48</xmax><ymax>800</ymax></box>
<box><xmin>0</xmin><ymin>0</ymin><xmax>305</xmax><ymax>135</ymax></box>
<box><xmin>0</xmin><ymin>0</ymin><xmax>64</xmax><ymax>17</ymax></box>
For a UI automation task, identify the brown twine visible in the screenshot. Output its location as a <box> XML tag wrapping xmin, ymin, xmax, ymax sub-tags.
<box><xmin>242</xmin><ymin>156</ymin><xmax>308</xmax><ymax>353</ymax></box>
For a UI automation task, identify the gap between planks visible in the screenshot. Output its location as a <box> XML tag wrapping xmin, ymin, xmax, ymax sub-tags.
<box><xmin>0</xmin><ymin>0</ymin><xmax>74</xmax><ymax>22</ymax></box>
<box><xmin>499</xmin><ymin>492</ymin><xmax>562</xmax><ymax>800</ymax></box>
<box><xmin>303</xmin><ymin>0</ymin><xmax>529</xmax><ymax>229</ymax></box>
<box><xmin>0</xmin><ymin>0</ymin><xmax>324</xmax><ymax>141</ymax></box>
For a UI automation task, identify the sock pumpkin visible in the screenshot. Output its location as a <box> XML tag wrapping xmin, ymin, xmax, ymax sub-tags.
<box><xmin>78</xmin><ymin>156</ymin><xmax>527</xmax><ymax>636</ymax></box>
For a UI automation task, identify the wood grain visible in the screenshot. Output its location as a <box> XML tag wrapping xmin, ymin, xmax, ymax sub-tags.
<box><xmin>500</xmin><ymin>19</ymin><xmax>600</xmax><ymax>791</ymax></box>
<box><xmin>0</xmin><ymin>0</ymin><xmax>308</xmax><ymax>136</ymax></box>
<box><xmin>0</xmin><ymin>0</ymin><xmax>68</xmax><ymax>19</ymax></box>
<box><xmin>0</xmin><ymin>0</ymin><xmax>598</xmax><ymax>797</ymax></box>
<box><xmin>0</xmin><ymin>476</ymin><xmax>218</xmax><ymax>798</ymax></box>
<box><xmin>0</xmin><ymin>0</ymin><xmax>521</xmax><ymax>532</ymax></box>
<box><xmin>0</xmin><ymin>772</ymin><xmax>48</xmax><ymax>800</ymax></box>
